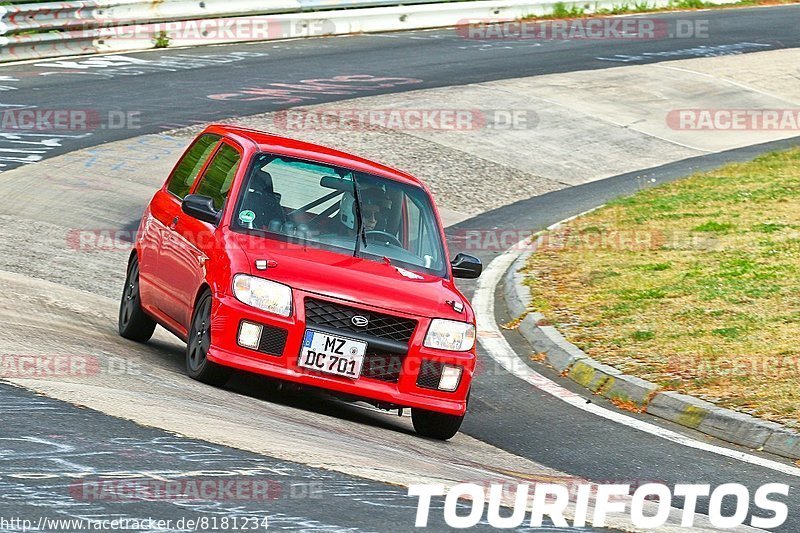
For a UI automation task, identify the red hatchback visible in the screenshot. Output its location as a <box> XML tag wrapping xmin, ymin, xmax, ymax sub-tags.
<box><xmin>118</xmin><ymin>124</ymin><xmax>482</xmax><ymax>439</ymax></box>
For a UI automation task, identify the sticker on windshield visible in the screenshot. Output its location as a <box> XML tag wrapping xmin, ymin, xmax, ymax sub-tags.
<box><xmin>396</xmin><ymin>267</ymin><xmax>424</xmax><ymax>280</ymax></box>
<box><xmin>239</xmin><ymin>210</ymin><xmax>256</xmax><ymax>224</ymax></box>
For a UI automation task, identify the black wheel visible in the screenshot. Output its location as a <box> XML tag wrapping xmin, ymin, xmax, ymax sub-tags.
<box><xmin>186</xmin><ymin>291</ymin><xmax>231</xmax><ymax>386</ymax></box>
<box><xmin>118</xmin><ymin>255</ymin><xmax>157</xmax><ymax>342</ymax></box>
<box><xmin>411</xmin><ymin>408</ymin><xmax>465</xmax><ymax>440</ymax></box>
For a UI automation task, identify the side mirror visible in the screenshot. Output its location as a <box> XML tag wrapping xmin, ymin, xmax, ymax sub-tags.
<box><xmin>451</xmin><ymin>253</ymin><xmax>482</xmax><ymax>279</ymax></box>
<box><xmin>182</xmin><ymin>194</ymin><xmax>219</xmax><ymax>224</ymax></box>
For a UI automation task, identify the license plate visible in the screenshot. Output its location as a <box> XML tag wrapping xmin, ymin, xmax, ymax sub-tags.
<box><xmin>298</xmin><ymin>330</ymin><xmax>367</xmax><ymax>379</ymax></box>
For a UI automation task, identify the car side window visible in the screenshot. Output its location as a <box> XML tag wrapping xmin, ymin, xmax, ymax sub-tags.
<box><xmin>194</xmin><ymin>143</ymin><xmax>242</xmax><ymax>211</ymax></box>
<box><xmin>166</xmin><ymin>134</ymin><xmax>220</xmax><ymax>199</ymax></box>
<box><xmin>405</xmin><ymin>194</ymin><xmax>440</xmax><ymax>269</ymax></box>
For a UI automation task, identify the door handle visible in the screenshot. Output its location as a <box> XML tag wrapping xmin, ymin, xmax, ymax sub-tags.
<box><xmin>169</xmin><ymin>216</ymin><xmax>179</xmax><ymax>230</ymax></box>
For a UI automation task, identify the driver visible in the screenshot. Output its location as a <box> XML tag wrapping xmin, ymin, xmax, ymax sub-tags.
<box><xmin>361</xmin><ymin>188</ymin><xmax>391</xmax><ymax>231</ymax></box>
<box><xmin>339</xmin><ymin>187</ymin><xmax>392</xmax><ymax>234</ymax></box>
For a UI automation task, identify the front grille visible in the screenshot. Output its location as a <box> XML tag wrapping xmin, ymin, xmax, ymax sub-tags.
<box><xmin>258</xmin><ymin>324</ymin><xmax>289</xmax><ymax>356</ymax></box>
<box><xmin>305</xmin><ymin>298</ymin><xmax>417</xmax><ymax>344</ymax></box>
<box><xmin>361</xmin><ymin>353</ymin><xmax>404</xmax><ymax>383</ymax></box>
<box><xmin>416</xmin><ymin>360</ymin><xmax>444</xmax><ymax>390</ymax></box>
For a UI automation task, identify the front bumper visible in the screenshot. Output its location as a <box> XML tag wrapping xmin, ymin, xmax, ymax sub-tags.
<box><xmin>207</xmin><ymin>290</ymin><xmax>475</xmax><ymax>416</ymax></box>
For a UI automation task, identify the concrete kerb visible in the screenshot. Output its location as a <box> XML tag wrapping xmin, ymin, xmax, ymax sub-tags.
<box><xmin>501</xmin><ymin>221</ymin><xmax>800</xmax><ymax>459</ymax></box>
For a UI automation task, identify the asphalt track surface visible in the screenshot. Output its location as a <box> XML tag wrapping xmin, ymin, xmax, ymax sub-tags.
<box><xmin>0</xmin><ymin>6</ymin><xmax>798</xmax><ymax>169</ymax></box>
<box><xmin>2</xmin><ymin>382</ymin><xmax>601</xmax><ymax>532</ymax></box>
<box><xmin>2</xmin><ymin>5</ymin><xmax>800</xmax><ymax>531</ymax></box>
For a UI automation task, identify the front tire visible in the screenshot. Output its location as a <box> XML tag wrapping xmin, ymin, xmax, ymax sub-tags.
<box><xmin>186</xmin><ymin>290</ymin><xmax>232</xmax><ymax>387</ymax></box>
<box><xmin>118</xmin><ymin>255</ymin><xmax>157</xmax><ymax>342</ymax></box>
<box><xmin>411</xmin><ymin>408</ymin><xmax>465</xmax><ymax>440</ymax></box>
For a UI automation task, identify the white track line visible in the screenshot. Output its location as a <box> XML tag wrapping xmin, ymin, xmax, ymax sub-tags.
<box><xmin>474</xmin><ymin>237</ymin><xmax>800</xmax><ymax>479</ymax></box>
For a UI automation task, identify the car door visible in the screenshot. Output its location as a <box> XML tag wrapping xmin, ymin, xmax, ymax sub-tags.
<box><xmin>142</xmin><ymin>133</ymin><xmax>221</xmax><ymax>327</ymax></box>
<box><xmin>161</xmin><ymin>140</ymin><xmax>243</xmax><ymax>329</ymax></box>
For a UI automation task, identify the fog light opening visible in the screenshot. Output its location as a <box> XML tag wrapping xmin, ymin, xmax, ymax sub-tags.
<box><xmin>438</xmin><ymin>365</ymin><xmax>462</xmax><ymax>392</ymax></box>
<box><xmin>238</xmin><ymin>321</ymin><xmax>263</xmax><ymax>349</ymax></box>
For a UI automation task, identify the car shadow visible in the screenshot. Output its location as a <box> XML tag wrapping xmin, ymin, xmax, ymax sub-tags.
<box><xmin>143</xmin><ymin>330</ymin><xmax>414</xmax><ymax>436</ymax></box>
<box><xmin>223</xmin><ymin>370</ymin><xmax>416</xmax><ymax>435</ymax></box>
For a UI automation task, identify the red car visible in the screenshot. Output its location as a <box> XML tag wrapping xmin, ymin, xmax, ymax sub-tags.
<box><xmin>118</xmin><ymin>124</ymin><xmax>482</xmax><ymax>440</ymax></box>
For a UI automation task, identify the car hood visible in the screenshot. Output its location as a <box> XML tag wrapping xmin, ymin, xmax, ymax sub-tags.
<box><xmin>232</xmin><ymin>234</ymin><xmax>470</xmax><ymax>320</ymax></box>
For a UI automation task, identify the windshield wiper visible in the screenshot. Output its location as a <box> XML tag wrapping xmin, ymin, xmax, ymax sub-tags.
<box><xmin>351</xmin><ymin>174</ymin><xmax>367</xmax><ymax>257</ymax></box>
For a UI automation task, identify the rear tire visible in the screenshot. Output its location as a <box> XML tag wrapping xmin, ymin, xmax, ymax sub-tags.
<box><xmin>411</xmin><ymin>408</ymin><xmax>465</xmax><ymax>440</ymax></box>
<box><xmin>118</xmin><ymin>255</ymin><xmax>156</xmax><ymax>342</ymax></box>
<box><xmin>186</xmin><ymin>290</ymin><xmax>232</xmax><ymax>387</ymax></box>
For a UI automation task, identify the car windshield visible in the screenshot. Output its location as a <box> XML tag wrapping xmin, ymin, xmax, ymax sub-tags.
<box><xmin>231</xmin><ymin>152</ymin><xmax>448</xmax><ymax>278</ymax></box>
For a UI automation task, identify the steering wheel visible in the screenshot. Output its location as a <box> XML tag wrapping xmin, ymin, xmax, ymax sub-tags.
<box><xmin>365</xmin><ymin>230</ymin><xmax>402</xmax><ymax>247</ymax></box>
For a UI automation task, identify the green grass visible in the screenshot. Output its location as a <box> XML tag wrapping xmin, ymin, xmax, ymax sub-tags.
<box><xmin>712</xmin><ymin>327</ymin><xmax>743</xmax><ymax>338</ymax></box>
<box><xmin>631</xmin><ymin>330</ymin><xmax>656</xmax><ymax>341</ymax></box>
<box><xmin>637</xmin><ymin>262</ymin><xmax>672</xmax><ymax>271</ymax></box>
<box><xmin>753</xmin><ymin>222</ymin><xmax>791</xmax><ymax>233</ymax></box>
<box><xmin>551</xmin><ymin>1</ymin><xmax>586</xmax><ymax>17</ymax></box>
<box><xmin>671</xmin><ymin>0</ymin><xmax>711</xmax><ymax>7</ymax></box>
<box><xmin>153</xmin><ymin>31</ymin><xmax>171</xmax><ymax>49</ymax></box>
<box><xmin>524</xmin><ymin>148</ymin><xmax>800</xmax><ymax>425</ymax></box>
<box><xmin>693</xmin><ymin>221</ymin><xmax>735</xmax><ymax>232</ymax></box>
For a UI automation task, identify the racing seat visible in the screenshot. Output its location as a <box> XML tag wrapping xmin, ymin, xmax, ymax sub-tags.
<box><xmin>241</xmin><ymin>169</ymin><xmax>285</xmax><ymax>229</ymax></box>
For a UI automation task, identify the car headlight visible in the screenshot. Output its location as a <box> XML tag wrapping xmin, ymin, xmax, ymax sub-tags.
<box><xmin>233</xmin><ymin>274</ymin><xmax>292</xmax><ymax>317</ymax></box>
<box><xmin>424</xmin><ymin>319</ymin><xmax>475</xmax><ymax>351</ymax></box>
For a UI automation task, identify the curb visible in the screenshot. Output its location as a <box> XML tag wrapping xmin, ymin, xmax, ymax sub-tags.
<box><xmin>502</xmin><ymin>227</ymin><xmax>800</xmax><ymax>460</ymax></box>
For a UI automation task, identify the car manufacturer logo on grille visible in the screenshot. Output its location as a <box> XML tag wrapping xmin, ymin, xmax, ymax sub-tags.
<box><xmin>351</xmin><ymin>315</ymin><xmax>369</xmax><ymax>327</ymax></box>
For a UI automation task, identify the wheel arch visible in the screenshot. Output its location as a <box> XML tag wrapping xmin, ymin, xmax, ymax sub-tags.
<box><xmin>193</xmin><ymin>282</ymin><xmax>212</xmax><ymax>311</ymax></box>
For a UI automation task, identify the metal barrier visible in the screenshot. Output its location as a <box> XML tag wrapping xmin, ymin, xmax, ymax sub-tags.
<box><xmin>0</xmin><ymin>0</ymin><xmax>443</xmax><ymax>35</ymax></box>
<box><xmin>0</xmin><ymin>0</ymin><xmax>738</xmax><ymax>63</ymax></box>
<box><xmin>0</xmin><ymin>0</ymin><xmax>457</xmax><ymax>61</ymax></box>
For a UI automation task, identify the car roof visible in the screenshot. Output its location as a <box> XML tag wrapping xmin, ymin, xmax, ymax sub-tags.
<box><xmin>205</xmin><ymin>124</ymin><xmax>426</xmax><ymax>189</ymax></box>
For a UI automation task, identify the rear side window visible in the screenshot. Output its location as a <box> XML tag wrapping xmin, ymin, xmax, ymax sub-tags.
<box><xmin>166</xmin><ymin>134</ymin><xmax>220</xmax><ymax>199</ymax></box>
<box><xmin>194</xmin><ymin>143</ymin><xmax>241</xmax><ymax>210</ymax></box>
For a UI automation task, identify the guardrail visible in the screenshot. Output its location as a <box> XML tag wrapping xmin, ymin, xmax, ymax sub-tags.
<box><xmin>0</xmin><ymin>0</ymin><xmax>447</xmax><ymax>35</ymax></box>
<box><xmin>0</xmin><ymin>0</ymin><xmax>739</xmax><ymax>63</ymax></box>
